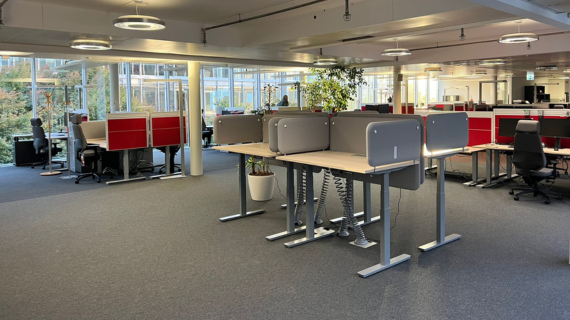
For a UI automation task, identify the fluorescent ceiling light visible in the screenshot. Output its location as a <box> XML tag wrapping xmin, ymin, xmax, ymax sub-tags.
<box><xmin>474</xmin><ymin>70</ymin><xmax>487</xmax><ymax>75</ymax></box>
<box><xmin>114</xmin><ymin>15</ymin><xmax>165</xmax><ymax>31</ymax></box>
<box><xmin>424</xmin><ymin>67</ymin><xmax>442</xmax><ymax>72</ymax></box>
<box><xmin>499</xmin><ymin>73</ymin><xmax>514</xmax><ymax>77</ymax></box>
<box><xmin>479</xmin><ymin>59</ymin><xmax>505</xmax><ymax>65</ymax></box>
<box><xmin>559</xmin><ymin>77</ymin><xmax>570</xmax><ymax>79</ymax></box>
<box><xmin>71</xmin><ymin>40</ymin><xmax>112</xmax><ymax>51</ymax></box>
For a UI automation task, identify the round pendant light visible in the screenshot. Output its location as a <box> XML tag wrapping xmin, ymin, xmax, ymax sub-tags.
<box><xmin>499</xmin><ymin>21</ymin><xmax>538</xmax><ymax>44</ymax></box>
<box><xmin>114</xmin><ymin>15</ymin><xmax>165</xmax><ymax>30</ymax></box>
<box><xmin>313</xmin><ymin>48</ymin><xmax>337</xmax><ymax>66</ymax></box>
<box><xmin>71</xmin><ymin>40</ymin><xmax>112</xmax><ymax>50</ymax></box>
<box><xmin>382</xmin><ymin>38</ymin><xmax>411</xmax><ymax>57</ymax></box>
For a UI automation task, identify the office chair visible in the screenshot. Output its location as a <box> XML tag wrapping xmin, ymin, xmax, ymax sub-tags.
<box><xmin>30</xmin><ymin>118</ymin><xmax>64</xmax><ymax>169</ymax></box>
<box><xmin>70</xmin><ymin>114</ymin><xmax>103</xmax><ymax>184</ymax></box>
<box><xmin>508</xmin><ymin>120</ymin><xmax>562</xmax><ymax>204</ymax></box>
<box><xmin>154</xmin><ymin>145</ymin><xmax>181</xmax><ymax>174</ymax></box>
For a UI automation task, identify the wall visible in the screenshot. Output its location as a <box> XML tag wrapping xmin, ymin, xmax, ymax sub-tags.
<box><xmin>511</xmin><ymin>77</ymin><xmax>567</xmax><ymax>102</ymax></box>
<box><xmin>438</xmin><ymin>80</ymin><xmax>494</xmax><ymax>103</ymax></box>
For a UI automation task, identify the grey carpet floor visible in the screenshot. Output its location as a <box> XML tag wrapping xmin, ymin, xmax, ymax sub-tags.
<box><xmin>0</xmin><ymin>151</ymin><xmax>570</xmax><ymax>320</ymax></box>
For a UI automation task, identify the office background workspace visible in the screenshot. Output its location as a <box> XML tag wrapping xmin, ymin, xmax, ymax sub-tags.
<box><xmin>4</xmin><ymin>0</ymin><xmax>570</xmax><ymax>318</ymax></box>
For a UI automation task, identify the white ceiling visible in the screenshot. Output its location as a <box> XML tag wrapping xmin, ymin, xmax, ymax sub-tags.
<box><xmin>527</xmin><ymin>0</ymin><xmax>570</xmax><ymax>13</ymax></box>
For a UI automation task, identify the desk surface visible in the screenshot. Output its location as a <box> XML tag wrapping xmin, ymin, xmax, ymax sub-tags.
<box><xmin>86</xmin><ymin>138</ymin><xmax>107</xmax><ymax>149</ymax></box>
<box><xmin>276</xmin><ymin>151</ymin><xmax>417</xmax><ymax>174</ymax></box>
<box><xmin>213</xmin><ymin>143</ymin><xmax>279</xmax><ymax>158</ymax></box>
<box><xmin>474</xmin><ymin>144</ymin><xmax>570</xmax><ymax>156</ymax></box>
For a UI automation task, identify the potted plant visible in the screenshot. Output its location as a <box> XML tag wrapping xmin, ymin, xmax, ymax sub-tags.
<box><xmin>245</xmin><ymin>155</ymin><xmax>275</xmax><ymax>201</ymax></box>
<box><xmin>302</xmin><ymin>66</ymin><xmax>366</xmax><ymax>112</ymax></box>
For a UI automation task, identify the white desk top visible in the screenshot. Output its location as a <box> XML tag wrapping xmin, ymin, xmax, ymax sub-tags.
<box><xmin>276</xmin><ymin>151</ymin><xmax>417</xmax><ymax>174</ymax></box>
<box><xmin>473</xmin><ymin>144</ymin><xmax>570</xmax><ymax>156</ymax></box>
<box><xmin>213</xmin><ymin>143</ymin><xmax>279</xmax><ymax>158</ymax></box>
<box><xmin>86</xmin><ymin>138</ymin><xmax>107</xmax><ymax>149</ymax></box>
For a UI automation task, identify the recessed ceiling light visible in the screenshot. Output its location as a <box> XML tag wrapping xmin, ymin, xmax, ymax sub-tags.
<box><xmin>479</xmin><ymin>59</ymin><xmax>505</xmax><ymax>65</ymax></box>
<box><xmin>563</xmin><ymin>69</ymin><xmax>570</xmax><ymax>73</ymax></box>
<box><xmin>382</xmin><ymin>38</ymin><xmax>411</xmax><ymax>57</ymax></box>
<box><xmin>499</xmin><ymin>73</ymin><xmax>514</xmax><ymax>77</ymax></box>
<box><xmin>71</xmin><ymin>40</ymin><xmax>112</xmax><ymax>50</ymax></box>
<box><xmin>499</xmin><ymin>21</ymin><xmax>538</xmax><ymax>44</ymax></box>
<box><xmin>424</xmin><ymin>67</ymin><xmax>442</xmax><ymax>72</ymax></box>
<box><xmin>474</xmin><ymin>70</ymin><xmax>487</xmax><ymax>75</ymax></box>
<box><xmin>559</xmin><ymin>77</ymin><xmax>570</xmax><ymax>79</ymax></box>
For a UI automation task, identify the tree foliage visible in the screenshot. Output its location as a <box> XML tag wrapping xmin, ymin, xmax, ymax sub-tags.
<box><xmin>302</xmin><ymin>66</ymin><xmax>366</xmax><ymax>112</ymax></box>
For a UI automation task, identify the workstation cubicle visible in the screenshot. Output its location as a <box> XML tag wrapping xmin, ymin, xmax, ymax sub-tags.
<box><xmin>213</xmin><ymin>110</ymin><xmax>469</xmax><ymax>278</ymax></box>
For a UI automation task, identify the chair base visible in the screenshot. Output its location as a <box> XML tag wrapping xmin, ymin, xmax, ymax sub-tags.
<box><xmin>509</xmin><ymin>184</ymin><xmax>562</xmax><ymax>204</ymax></box>
<box><xmin>75</xmin><ymin>172</ymin><xmax>101</xmax><ymax>184</ymax></box>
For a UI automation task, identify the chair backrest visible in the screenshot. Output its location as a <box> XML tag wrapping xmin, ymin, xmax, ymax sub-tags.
<box><xmin>70</xmin><ymin>114</ymin><xmax>87</xmax><ymax>156</ymax></box>
<box><xmin>30</xmin><ymin>118</ymin><xmax>46</xmax><ymax>153</ymax></box>
<box><xmin>512</xmin><ymin>120</ymin><xmax>546</xmax><ymax>173</ymax></box>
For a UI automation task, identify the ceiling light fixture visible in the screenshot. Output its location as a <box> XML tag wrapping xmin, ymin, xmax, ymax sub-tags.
<box><xmin>114</xmin><ymin>1</ymin><xmax>165</xmax><ymax>31</ymax></box>
<box><xmin>563</xmin><ymin>69</ymin><xmax>570</xmax><ymax>73</ymax></box>
<box><xmin>343</xmin><ymin>0</ymin><xmax>351</xmax><ymax>21</ymax></box>
<box><xmin>0</xmin><ymin>51</ymin><xmax>32</xmax><ymax>57</ymax></box>
<box><xmin>381</xmin><ymin>38</ymin><xmax>411</xmax><ymax>57</ymax></box>
<box><xmin>499</xmin><ymin>20</ymin><xmax>538</xmax><ymax>44</ymax></box>
<box><xmin>71</xmin><ymin>39</ymin><xmax>112</xmax><ymax>50</ymax></box>
<box><xmin>479</xmin><ymin>59</ymin><xmax>505</xmax><ymax>65</ymax></box>
<box><xmin>459</xmin><ymin>28</ymin><xmax>465</xmax><ymax>41</ymax></box>
<box><xmin>424</xmin><ymin>67</ymin><xmax>442</xmax><ymax>72</ymax></box>
<box><xmin>474</xmin><ymin>70</ymin><xmax>487</xmax><ymax>75</ymax></box>
<box><xmin>313</xmin><ymin>48</ymin><xmax>336</xmax><ymax>66</ymax></box>
<box><xmin>536</xmin><ymin>66</ymin><xmax>557</xmax><ymax>71</ymax></box>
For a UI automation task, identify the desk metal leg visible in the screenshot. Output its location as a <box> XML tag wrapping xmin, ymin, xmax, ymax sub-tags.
<box><xmin>419</xmin><ymin>158</ymin><xmax>461</xmax><ymax>251</ymax></box>
<box><xmin>358</xmin><ymin>173</ymin><xmax>410</xmax><ymax>278</ymax></box>
<box><xmin>219</xmin><ymin>154</ymin><xmax>265</xmax><ymax>222</ymax></box>
<box><xmin>506</xmin><ymin>154</ymin><xmax>513</xmax><ymax>178</ymax></box>
<box><xmin>493</xmin><ymin>150</ymin><xmax>500</xmax><ymax>178</ymax></box>
<box><xmin>463</xmin><ymin>151</ymin><xmax>480</xmax><ymax>186</ymax></box>
<box><xmin>284</xmin><ymin>165</ymin><xmax>334</xmax><ymax>248</ymax></box>
<box><xmin>106</xmin><ymin>150</ymin><xmax>146</xmax><ymax>185</ymax></box>
<box><xmin>267</xmin><ymin>163</ymin><xmax>306</xmax><ymax>240</ymax></box>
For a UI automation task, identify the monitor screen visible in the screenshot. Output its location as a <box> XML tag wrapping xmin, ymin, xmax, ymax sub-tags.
<box><xmin>364</xmin><ymin>105</ymin><xmax>378</xmax><ymax>112</ymax></box>
<box><xmin>365</xmin><ymin>104</ymin><xmax>390</xmax><ymax>113</ymax></box>
<box><xmin>498</xmin><ymin>118</ymin><xmax>522</xmax><ymax>137</ymax></box>
<box><xmin>538</xmin><ymin>118</ymin><xmax>570</xmax><ymax>138</ymax></box>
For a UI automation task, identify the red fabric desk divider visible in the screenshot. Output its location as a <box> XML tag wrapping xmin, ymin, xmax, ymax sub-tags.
<box><xmin>150</xmin><ymin>112</ymin><xmax>187</xmax><ymax>147</ymax></box>
<box><xmin>105</xmin><ymin>112</ymin><xmax>149</xmax><ymax>151</ymax></box>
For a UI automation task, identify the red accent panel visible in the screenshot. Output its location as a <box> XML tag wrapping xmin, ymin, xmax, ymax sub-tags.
<box><xmin>389</xmin><ymin>106</ymin><xmax>393</xmax><ymax>114</ymax></box>
<box><xmin>406</xmin><ymin>106</ymin><xmax>414</xmax><ymax>114</ymax></box>
<box><xmin>153</xmin><ymin>128</ymin><xmax>187</xmax><ymax>146</ymax></box>
<box><xmin>82</xmin><ymin>116</ymin><xmax>88</xmax><ymax>122</ymax></box>
<box><xmin>153</xmin><ymin>117</ymin><xmax>182</xmax><ymax>129</ymax></box>
<box><xmin>469</xmin><ymin>118</ymin><xmax>491</xmax><ymax>130</ymax></box>
<box><xmin>108</xmin><ymin>131</ymin><xmax>148</xmax><ymax>151</ymax></box>
<box><xmin>469</xmin><ymin>130</ymin><xmax>492</xmax><ymax>146</ymax></box>
<box><xmin>108</xmin><ymin>118</ymin><xmax>147</xmax><ymax>131</ymax></box>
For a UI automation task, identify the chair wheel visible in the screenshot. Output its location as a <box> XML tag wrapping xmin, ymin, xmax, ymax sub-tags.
<box><xmin>61</xmin><ymin>164</ymin><xmax>64</xmax><ymax>168</ymax></box>
<box><xmin>509</xmin><ymin>190</ymin><xmax>514</xmax><ymax>195</ymax></box>
<box><xmin>514</xmin><ymin>196</ymin><xmax>519</xmax><ymax>201</ymax></box>
<box><xmin>544</xmin><ymin>199</ymin><xmax>550</xmax><ymax>204</ymax></box>
<box><xmin>74</xmin><ymin>180</ymin><xmax>79</xmax><ymax>184</ymax></box>
<box><xmin>31</xmin><ymin>166</ymin><xmax>34</xmax><ymax>169</ymax></box>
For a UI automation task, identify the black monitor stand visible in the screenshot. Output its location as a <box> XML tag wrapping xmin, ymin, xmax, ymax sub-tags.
<box><xmin>554</xmin><ymin>138</ymin><xmax>561</xmax><ymax>151</ymax></box>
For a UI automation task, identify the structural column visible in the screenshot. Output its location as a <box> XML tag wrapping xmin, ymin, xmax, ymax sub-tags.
<box><xmin>393</xmin><ymin>66</ymin><xmax>402</xmax><ymax>114</ymax></box>
<box><xmin>109</xmin><ymin>64</ymin><xmax>119</xmax><ymax>112</ymax></box>
<box><xmin>188</xmin><ymin>62</ymin><xmax>203</xmax><ymax>176</ymax></box>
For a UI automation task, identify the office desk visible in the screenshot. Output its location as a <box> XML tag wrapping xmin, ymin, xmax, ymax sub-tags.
<box><xmin>472</xmin><ymin>144</ymin><xmax>570</xmax><ymax>188</ymax></box>
<box><xmin>277</xmin><ymin>151</ymin><xmax>418</xmax><ymax>277</ymax></box>
<box><xmin>213</xmin><ymin>143</ymin><xmax>279</xmax><ymax>222</ymax></box>
<box><xmin>86</xmin><ymin>138</ymin><xmax>146</xmax><ymax>185</ymax></box>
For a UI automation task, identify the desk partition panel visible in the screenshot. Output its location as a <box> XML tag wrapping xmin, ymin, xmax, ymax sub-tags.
<box><xmin>425</xmin><ymin>113</ymin><xmax>469</xmax><ymax>152</ymax></box>
<box><xmin>275</xmin><ymin>117</ymin><xmax>330</xmax><ymax>154</ymax></box>
<box><xmin>263</xmin><ymin>112</ymin><xmax>328</xmax><ymax>143</ymax></box>
<box><xmin>366</xmin><ymin>120</ymin><xmax>421</xmax><ymax>167</ymax></box>
<box><xmin>150</xmin><ymin>112</ymin><xmax>187</xmax><ymax>147</ymax></box>
<box><xmin>214</xmin><ymin>115</ymin><xmax>262</xmax><ymax>145</ymax></box>
<box><xmin>106</xmin><ymin>113</ymin><xmax>149</xmax><ymax>151</ymax></box>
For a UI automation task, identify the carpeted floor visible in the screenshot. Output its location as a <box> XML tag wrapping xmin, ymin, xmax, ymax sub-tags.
<box><xmin>0</xmin><ymin>151</ymin><xmax>569</xmax><ymax>320</ymax></box>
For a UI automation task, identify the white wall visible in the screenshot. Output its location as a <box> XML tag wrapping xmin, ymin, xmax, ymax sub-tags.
<box><xmin>438</xmin><ymin>80</ymin><xmax>494</xmax><ymax>103</ymax></box>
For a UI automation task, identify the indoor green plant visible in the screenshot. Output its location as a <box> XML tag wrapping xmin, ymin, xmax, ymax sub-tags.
<box><xmin>245</xmin><ymin>155</ymin><xmax>275</xmax><ymax>201</ymax></box>
<box><xmin>302</xmin><ymin>66</ymin><xmax>366</xmax><ymax>112</ymax></box>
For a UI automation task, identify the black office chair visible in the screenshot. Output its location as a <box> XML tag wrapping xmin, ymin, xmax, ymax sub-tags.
<box><xmin>154</xmin><ymin>145</ymin><xmax>181</xmax><ymax>174</ymax></box>
<box><xmin>70</xmin><ymin>114</ymin><xmax>102</xmax><ymax>184</ymax></box>
<box><xmin>508</xmin><ymin>120</ymin><xmax>562</xmax><ymax>204</ymax></box>
<box><xmin>30</xmin><ymin>118</ymin><xmax>64</xmax><ymax>169</ymax></box>
<box><xmin>202</xmin><ymin>117</ymin><xmax>213</xmax><ymax>148</ymax></box>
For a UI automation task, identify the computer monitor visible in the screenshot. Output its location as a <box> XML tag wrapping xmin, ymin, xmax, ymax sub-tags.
<box><xmin>365</xmin><ymin>104</ymin><xmax>390</xmax><ymax>114</ymax></box>
<box><xmin>498</xmin><ymin>118</ymin><xmax>522</xmax><ymax>138</ymax></box>
<box><xmin>538</xmin><ymin>118</ymin><xmax>570</xmax><ymax>150</ymax></box>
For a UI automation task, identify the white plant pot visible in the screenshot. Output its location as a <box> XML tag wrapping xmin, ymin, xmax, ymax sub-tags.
<box><xmin>248</xmin><ymin>174</ymin><xmax>275</xmax><ymax>201</ymax></box>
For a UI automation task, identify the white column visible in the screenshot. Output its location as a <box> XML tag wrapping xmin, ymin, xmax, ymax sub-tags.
<box><xmin>125</xmin><ymin>63</ymin><xmax>132</xmax><ymax>112</ymax></box>
<box><xmin>31</xmin><ymin>58</ymin><xmax>37</xmax><ymax>117</ymax></box>
<box><xmin>188</xmin><ymin>62</ymin><xmax>203</xmax><ymax>176</ymax></box>
<box><xmin>403</xmin><ymin>77</ymin><xmax>408</xmax><ymax>113</ymax></box>
<box><xmin>393</xmin><ymin>66</ymin><xmax>402</xmax><ymax>114</ymax></box>
<box><xmin>109</xmin><ymin>63</ymin><xmax>119</xmax><ymax>113</ymax></box>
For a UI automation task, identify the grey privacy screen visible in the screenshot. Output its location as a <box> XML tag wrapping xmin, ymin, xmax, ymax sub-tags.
<box><xmin>425</xmin><ymin>112</ymin><xmax>469</xmax><ymax>151</ymax></box>
<box><xmin>213</xmin><ymin>115</ymin><xmax>262</xmax><ymax>145</ymax></box>
<box><xmin>276</xmin><ymin>117</ymin><xmax>330</xmax><ymax>154</ymax></box>
<box><xmin>366</xmin><ymin>120</ymin><xmax>421</xmax><ymax>167</ymax></box>
<box><xmin>262</xmin><ymin>112</ymin><xmax>328</xmax><ymax>142</ymax></box>
<box><xmin>268</xmin><ymin>117</ymin><xmax>284</xmax><ymax>152</ymax></box>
